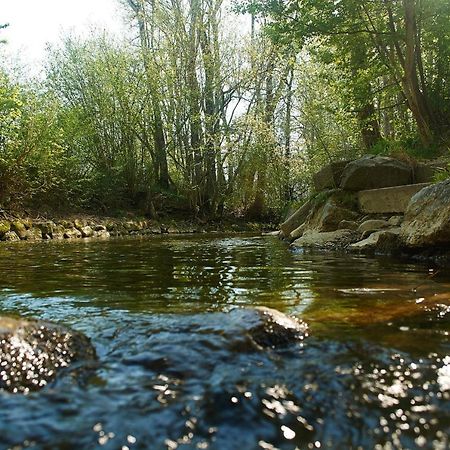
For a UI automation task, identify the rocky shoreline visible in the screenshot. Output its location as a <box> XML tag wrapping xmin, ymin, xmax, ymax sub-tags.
<box><xmin>0</xmin><ymin>215</ymin><xmax>270</xmax><ymax>243</ymax></box>
<box><xmin>277</xmin><ymin>155</ymin><xmax>450</xmax><ymax>264</ymax></box>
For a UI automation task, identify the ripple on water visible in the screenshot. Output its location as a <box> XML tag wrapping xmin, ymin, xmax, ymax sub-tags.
<box><xmin>0</xmin><ymin>235</ymin><xmax>448</xmax><ymax>449</ymax></box>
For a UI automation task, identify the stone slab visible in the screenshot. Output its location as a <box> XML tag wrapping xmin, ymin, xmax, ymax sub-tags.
<box><xmin>358</xmin><ymin>183</ymin><xmax>430</xmax><ymax>214</ymax></box>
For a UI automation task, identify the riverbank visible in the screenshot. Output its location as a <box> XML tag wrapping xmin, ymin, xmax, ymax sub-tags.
<box><xmin>0</xmin><ymin>212</ymin><xmax>275</xmax><ymax>243</ymax></box>
<box><xmin>278</xmin><ymin>155</ymin><xmax>450</xmax><ymax>265</ymax></box>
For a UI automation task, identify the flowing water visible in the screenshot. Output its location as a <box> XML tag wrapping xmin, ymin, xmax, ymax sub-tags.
<box><xmin>0</xmin><ymin>234</ymin><xmax>449</xmax><ymax>449</ymax></box>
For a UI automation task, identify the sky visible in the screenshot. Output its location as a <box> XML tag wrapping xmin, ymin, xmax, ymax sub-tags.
<box><xmin>1</xmin><ymin>0</ymin><xmax>125</xmax><ymax>68</ymax></box>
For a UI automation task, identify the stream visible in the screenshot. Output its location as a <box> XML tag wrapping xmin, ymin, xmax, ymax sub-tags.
<box><xmin>0</xmin><ymin>234</ymin><xmax>449</xmax><ymax>449</ymax></box>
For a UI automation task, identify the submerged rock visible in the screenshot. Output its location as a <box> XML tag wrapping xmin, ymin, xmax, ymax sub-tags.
<box><xmin>291</xmin><ymin>229</ymin><xmax>359</xmax><ymax>251</ymax></box>
<box><xmin>228</xmin><ymin>307</ymin><xmax>308</xmax><ymax>349</ymax></box>
<box><xmin>401</xmin><ymin>179</ymin><xmax>450</xmax><ymax>248</ymax></box>
<box><xmin>0</xmin><ymin>316</ymin><xmax>96</xmax><ymax>394</ymax></box>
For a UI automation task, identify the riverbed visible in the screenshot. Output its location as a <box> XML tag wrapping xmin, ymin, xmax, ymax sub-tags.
<box><xmin>0</xmin><ymin>235</ymin><xmax>449</xmax><ymax>449</ymax></box>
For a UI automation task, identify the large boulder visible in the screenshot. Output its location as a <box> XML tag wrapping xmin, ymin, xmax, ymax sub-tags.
<box><xmin>227</xmin><ymin>307</ymin><xmax>308</xmax><ymax>349</ymax></box>
<box><xmin>340</xmin><ymin>156</ymin><xmax>412</xmax><ymax>191</ymax></box>
<box><xmin>313</xmin><ymin>160</ymin><xmax>350</xmax><ymax>191</ymax></box>
<box><xmin>401</xmin><ymin>179</ymin><xmax>450</xmax><ymax>248</ymax></box>
<box><xmin>0</xmin><ymin>316</ymin><xmax>96</xmax><ymax>393</ymax></box>
<box><xmin>357</xmin><ymin>183</ymin><xmax>429</xmax><ymax>214</ymax></box>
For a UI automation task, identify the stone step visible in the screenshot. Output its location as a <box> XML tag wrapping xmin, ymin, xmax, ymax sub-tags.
<box><xmin>358</xmin><ymin>183</ymin><xmax>430</xmax><ymax>214</ymax></box>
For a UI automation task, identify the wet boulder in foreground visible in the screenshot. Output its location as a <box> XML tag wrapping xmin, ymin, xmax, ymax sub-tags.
<box><xmin>228</xmin><ymin>307</ymin><xmax>308</xmax><ymax>348</ymax></box>
<box><xmin>0</xmin><ymin>316</ymin><xmax>96</xmax><ymax>394</ymax></box>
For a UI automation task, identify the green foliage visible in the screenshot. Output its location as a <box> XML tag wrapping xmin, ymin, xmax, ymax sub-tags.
<box><xmin>0</xmin><ymin>70</ymin><xmax>69</xmax><ymax>206</ymax></box>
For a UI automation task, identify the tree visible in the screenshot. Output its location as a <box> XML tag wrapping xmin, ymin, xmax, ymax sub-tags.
<box><xmin>241</xmin><ymin>0</ymin><xmax>450</xmax><ymax>148</ymax></box>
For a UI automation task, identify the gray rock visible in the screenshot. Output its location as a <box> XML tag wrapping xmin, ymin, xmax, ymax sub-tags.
<box><xmin>94</xmin><ymin>224</ymin><xmax>107</xmax><ymax>232</ymax></box>
<box><xmin>74</xmin><ymin>219</ymin><xmax>86</xmax><ymax>231</ymax></box>
<box><xmin>313</xmin><ymin>199</ymin><xmax>358</xmax><ymax>232</ymax></box>
<box><xmin>58</xmin><ymin>220</ymin><xmax>73</xmax><ymax>229</ymax></box>
<box><xmin>401</xmin><ymin>179</ymin><xmax>450</xmax><ymax>247</ymax></box>
<box><xmin>340</xmin><ymin>156</ymin><xmax>412</xmax><ymax>191</ymax></box>
<box><xmin>0</xmin><ymin>316</ymin><xmax>96</xmax><ymax>393</ymax></box>
<box><xmin>52</xmin><ymin>224</ymin><xmax>66</xmax><ymax>240</ymax></box>
<box><xmin>349</xmin><ymin>228</ymin><xmax>401</xmax><ymax>253</ymax></box>
<box><xmin>413</xmin><ymin>159</ymin><xmax>448</xmax><ymax>183</ymax></box>
<box><xmin>280</xmin><ymin>199</ymin><xmax>314</xmax><ymax>238</ymax></box>
<box><xmin>313</xmin><ymin>160</ymin><xmax>350</xmax><ymax>191</ymax></box>
<box><xmin>289</xmin><ymin>222</ymin><xmax>306</xmax><ymax>240</ymax></box>
<box><xmin>291</xmin><ymin>229</ymin><xmax>359</xmax><ymax>250</ymax></box>
<box><xmin>262</xmin><ymin>230</ymin><xmax>281</xmax><ymax>237</ymax></box>
<box><xmin>338</xmin><ymin>220</ymin><xmax>358</xmax><ymax>230</ymax></box>
<box><xmin>388</xmin><ymin>215</ymin><xmax>403</xmax><ymax>227</ymax></box>
<box><xmin>358</xmin><ymin>183</ymin><xmax>429</xmax><ymax>214</ymax></box>
<box><xmin>357</xmin><ymin>219</ymin><xmax>389</xmax><ymax>234</ymax></box>
<box><xmin>124</xmin><ymin>221</ymin><xmax>140</xmax><ymax>232</ymax></box>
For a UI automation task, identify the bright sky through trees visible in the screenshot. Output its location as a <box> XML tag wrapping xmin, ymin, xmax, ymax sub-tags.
<box><xmin>2</xmin><ymin>0</ymin><xmax>124</xmax><ymax>65</ymax></box>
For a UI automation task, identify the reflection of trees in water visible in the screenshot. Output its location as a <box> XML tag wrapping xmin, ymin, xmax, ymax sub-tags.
<box><xmin>0</xmin><ymin>236</ymin><xmax>297</xmax><ymax>313</ymax></box>
<box><xmin>0</xmin><ymin>237</ymin><xmax>449</xmax><ymax>319</ymax></box>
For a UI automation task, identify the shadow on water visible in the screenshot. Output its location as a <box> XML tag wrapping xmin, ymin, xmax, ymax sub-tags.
<box><xmin>0</xmin><ymin>235</ymin><xmax>449</xmax><ymax>449</ymax></box>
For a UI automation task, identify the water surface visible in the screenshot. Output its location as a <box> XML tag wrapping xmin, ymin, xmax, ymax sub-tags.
<box><xmin>0</xmin><ymin>235</ymin><xmax>449</xmax><ymax>449</ymax></box>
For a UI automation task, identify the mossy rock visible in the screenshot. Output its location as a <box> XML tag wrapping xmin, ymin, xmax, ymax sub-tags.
<box><xmin>59</xmin><ymin>220</ymin><xmax>74</xmax><ymax>229</ymax></box>
<box><xmin>64</xmin><ymin>227</ymin><xmax>82</xmax><ymax>239</ymax></box>
<box><xmin>36</xmin><ymin>221</ymin><xmax>55</xmax><ymax>235</ymax></box>
<box><xmin>73</xmin><ymin>218</ymin><xmax>86</xmax><ymax>230</ymax></box>
<box><xmin>52</xmin><ymin>224</ymin><xmax>66</xmax><ymax>240</ymax></box>
<box><xmin>22</xmin><ymin>218</ymin><xmax>33</xmax><ymax>230</ymax></box>
<box><xmin>2</xmin><ymin>231</ymin><xmax>20</xmax><ymax>242</ymax></box>
<box><xmin>0</xmin><ymin>220</ymin><xmax>11</xmax><ymax>237</ymax></box>
<box><xmin>25</xmin><ymin>227</ymin><xmax>43</xmax><ymax>241</ymax></box>
<box><xmin>11</xmin><ymin>221</ymin><xmax>27</xmax><ymax>239</ymax></box>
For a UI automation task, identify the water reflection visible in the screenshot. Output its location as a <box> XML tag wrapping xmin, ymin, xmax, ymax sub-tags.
<box><xmin>0</xmin><ymin>235</ymin><xmax>449</xmax><ymax>448</ymax></box>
